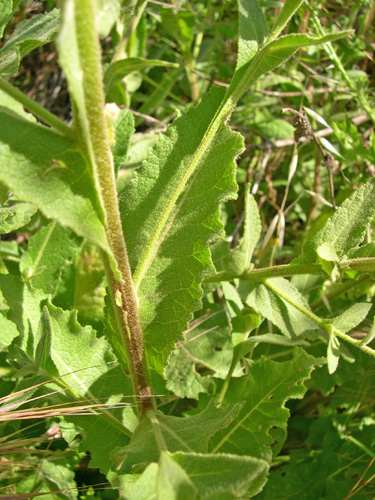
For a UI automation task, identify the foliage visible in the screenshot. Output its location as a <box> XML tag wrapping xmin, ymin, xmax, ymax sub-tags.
<box><xmin>0</xmin><ymin>0</ymin><xmax>375</xmax><ymax>498</ymax></box>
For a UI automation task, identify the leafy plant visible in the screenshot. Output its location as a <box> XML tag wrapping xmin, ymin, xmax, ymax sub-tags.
<box><xmin>1</xmin><ymin>0</ymin><xmax>375</xmax><ymax>498</ymax></box>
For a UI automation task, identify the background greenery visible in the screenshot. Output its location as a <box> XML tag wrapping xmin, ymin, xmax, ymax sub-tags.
<box><xmin>1</xmin><ymin>0</ymin><xmax>375</xmax><ymax>498</ymax></box>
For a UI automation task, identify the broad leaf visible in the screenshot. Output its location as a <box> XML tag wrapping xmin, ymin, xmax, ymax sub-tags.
<box><xmin>165</xmin><ymin>309</ymin><xmax>242</xmax><ymax>399</ymax></box>
<box><xmin>239</xmin><ymin>278</ymin><xmax>319</xmax><ymax>338</ymax></box>
<box><xmin>209</xmin><ymin>348</ymin><xmax>322</xmax><ymax>462</ymax></box>
<box><xmin>0</xmin><ymin>9</ymin><xmax>60</xmax><ymax>76</ymax></box>
<box><xmin>120</xmin><ymin>400</ymin><xmax>242</xmax><ymax>471</ymax></box>
<box><xmin>158</xmin><ymin>452</ymin><xmax>198</xmax><ymax>500</ymax></box>
<box><xmin>0</xmin><ymin>313</ymin><xmax>19</xmax><ymax>350</ymax></box>
<box><xmin>20</xmin><ymin>222</ymin><xmax>81</xmax><ymax>295</ymax></box>
<box><xmin>302</xmin><ymin>178</ymin><xmax>375</xmax><ymax>263</ymax></box>
<box><xmin>0</xmin><ymin>109</ymin><xmax>110</xmax><ymax>254</ymax></box>
<box><xmin>104</xmin><ymin>58</ymin><xmax>179</xmax><ymax>94</ymax></box>
<box><xmin>169</xmin><ymin>451</ymin><xmax>269</xmax><ymax>499</ymax></box>
<box><xmin>120</xmin><ymin>86</ymin><xmax>243</xmax><ymax>375</ymax></box>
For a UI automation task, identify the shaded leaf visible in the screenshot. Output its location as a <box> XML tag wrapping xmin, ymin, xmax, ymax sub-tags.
<box><xmin>271</xmin><ymin>0</ymin><xmax>304</xmax><ymax>39</ymax></box>
<box><xmin>0</xmin><ymin>0</ymin><xmax>13</xmax><ymax>39</ymax></box>
<box><xmin>111</xmin><ymin>109</ymin><xmax>135</xmax><ymax>174</ymax></box>
<box><xmin>120</xmin><ymin>400</ymin><xmax>242</xmax><ymax>471</ymax></box>
<box><xmin>0</xmin><ymin>9</ymin><xmax>60</xmax><ymax>76</ymax></box>
<box><xmin>20</xmin><ymin>222</ymin><xmax>81</xmax><ymax>295</ymax></box>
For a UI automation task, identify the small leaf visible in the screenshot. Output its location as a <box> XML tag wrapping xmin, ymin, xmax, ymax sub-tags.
<box><xmin>111</xmin><ymin>109</ymin><xmax>135</xmax><ymax>174</ymax></box>
<box><xmin>239</xmin><ymin>278</ymin><xmax>319</xmax><ymax>338</ymax></box>
<box><xmin>271</xmin><ymin>0</ymin><xmax>304</xmax><ymax>40</ymax></box>
<box><xmin>157</xmin><ymin>452</ymin><xmax>198</xmax><ymax>500</ymax></box>
<box><xmin>359</xmin><ymin>316</ymin><xmax>375</xmax><ymax>346</ymax></box>
<box><xmin>223</xmin><ymin>185</ymin><xmax>262</xmax><ymax>274</ymax></box>
<box><xmin>104</xmin><ymin>58</ymin><xmax>179</xmax><ymax>94</ymax></box>
<box><xmin>331</xmin><ymin>303</ymin><xmax>372</xmax><ymax>334</ymax></box>
<box><xmin>317</xmin><ymin>241</ymin><xmax>340</xmax><ymax>281</ymax></box>
<box><xmin>0</xmin><ymin>203</ymin><xmax>37</xmax><ymax>234</ymax></box>
<box><xmin>0</xmin><ymin>313</ymin><xmax>19</xmax><ymax>350</ymax></box>
<box><xmin>302</xmin><ymin>178</ymin><xmax>375</xmax><ymax>263</ymax></box>
<box><xmin>327</xmin><ymin>328</ymin><xmax>341</xmax><ymax>374</ymax></box>
<box><xmin>0</xmin><ymin>9</ymin><xmax>60</xmax><ymax>76</ymax></box>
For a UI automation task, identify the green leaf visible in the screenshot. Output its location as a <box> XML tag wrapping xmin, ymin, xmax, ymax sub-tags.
<box><xmin>111</xmin><ymin>109</ymin><xmax>135</xmax><ymax>174</ymax></box>
<box><xmin>302</xmin><ymin>178</ymin><xmax>375</xmax><ymax>263</ymax></box>
<box><xmin>104</xmin><ymin>58</ymin><xmax>179</xmax><ymax>94</ymax></box>
<box><xmin>327</xmin><ymin>328</ymin><xmax>341</xmax><ymax>374</ymax></box>
<box><xmin>95</xmin><ymin>0</ymin><xmax>120</xmax><ymax>37</ymax></box>
<box><xmin>230</xmin><ymin>31</ymin><xmax>352</xmax><ymax>102</ymax></box>
<box><xmin>271</xmin><ymin>0</ymin><xmax>304</xmax><ymax>40</ymax></box>
<box><xmin>317</xmin><ymin>241</ymin><xmax>340</xmax><ymax>281</ymax></box>
<box><xmin>120</xmin><ymin>400</ymin><xmax>242</xmax><ymax>471</ymax></box>
<box><xmin>0</xmin><ymin>202</ymin><xmax>37</xmax><ymax>234</ymax></box>
<box><xmin>158</xmin><ymin>452</ymin><xmax>198</xmax><ymax>500</ymax></box>
<box><xmin>223</xmin><ymin>185</ymin><xmax>262</xmax><ymax>274</ymax></box>
<box><xmin>0</xmin><ymin>9</ymin><xmax>60</xmax><ymax>76</ymax></box>
<box><xmin>109</xmin><ymin>464</ymin><xmax>158</xmax><ymax>500</ymax></box>
<box><xmin>0</xmin><ymin>109</ymin><xmax>110</xmax><ymax>255</ymax></box>
<box><xmin>169</xmin><ymin>451</ymin><xmax>269</xmax><ymax>499</ymax></box>
<box><xmin>236</xmin><ymin>333</ymin><xmax>309</xmax><ymax>359</ymax></box>
<box><xmin>120</xmin><ymin>86</ymin><xmax>243</xmax><ymax>375</ymax></box>
<box><xmin>40</xmin><ymin>460</ymin><xmax>78</xmax><ymax>500</ymax></box>
<box><xmin>330</xmin><ymin>303</ymin><xmax>372</xmax><ymax>334</ymax></box>
<box><xmin>239</xmin><ymin>278</ymin><xmax>319</xmax><ymax>338</ymax></box>
<box><xmin>0</xmin><ymin>313</ymin><xmax>19</xmax><ymax>350</ymax></box>
<box><xmin>235</xmin><ymin>0</ymin><xmax>269</xmax><ymax>72</ymax></box>
<box><xmin>38</xmin><ymin>303</ymin><xmax>133</xmax><ymax>474</ymax></box>
<box><xmin>0</xmin><ymin>0</ymin><xmax>12</xmax><ymax>39</ymax></box>
<box><xmin>160</xmin><ymin>8</ymin><xmax>195</xmax><ymax>55</ymax></box>
<box><xmin>20</xmin><ymin>222</ymin><xmax>81</xmax><ymax>295</ymax></box>
<box><xmin>210</xmin><ymin>348</ymin><xmax>322</xmax><ymax>462</ymax></box>
<box><xmin>165</xmin><ymin>309</ymin><xmax>242</xmax><ymax>399</ymax></box>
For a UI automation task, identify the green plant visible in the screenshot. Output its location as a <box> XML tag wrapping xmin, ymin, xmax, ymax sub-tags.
<box><xmin>1</xmin><ymin>0</ymin><xmax>375</xmax><ymax>498</ymax></box>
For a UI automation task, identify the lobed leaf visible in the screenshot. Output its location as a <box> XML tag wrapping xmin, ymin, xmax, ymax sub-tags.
<box><xmin>0</xmin><ymin>9</ymin><xmax>60</xmax><ymax>76</ymax></box>
<box><xmin>120</xmin><ymin>86</ymin><xmax>243</xmax><ymax>375</ymax></box>
<box><xmin>209</xmin><ymin>348</ymin><xmax>322</xmax><ymax>462</ymax></box>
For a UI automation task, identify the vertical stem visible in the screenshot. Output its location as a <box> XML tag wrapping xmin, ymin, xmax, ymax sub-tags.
<box><xmin>71</xmin><ymin>0</ymin><xmax>154</xmax><ymax>417</ymax></box>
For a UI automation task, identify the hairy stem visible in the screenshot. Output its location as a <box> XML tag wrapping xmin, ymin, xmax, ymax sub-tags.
<box><xmin>70</xmin><ymin>0</ymin><xmax>153</xmax><ymax>417</ymax></box>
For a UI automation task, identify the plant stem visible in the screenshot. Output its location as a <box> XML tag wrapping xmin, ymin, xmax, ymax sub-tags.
<box><xmin>70</xmin><ymin>0</ymin><xmax>154</xmax><ymax>417</ymax></box>
<box><xmin>205</xmin><ymin>257</ymin><xmax>375</xmax><ymax>283</ymax></box>
<box><xmin>264</xmin><ymin>279</ymin><xmax>375</xmax><ymax>359</ymax></box>
<box><xmin>112</xmin><ymin>0</ymin><xmax>149</xmax><ymax>62</ymax></box>
<box><xmin>0</xmin><ymin>77</ymin><xmax>74</xmax><ymax>139</ymax></box>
